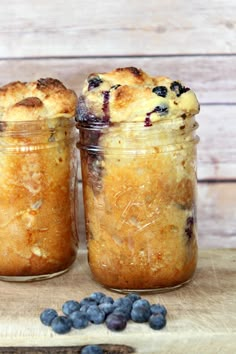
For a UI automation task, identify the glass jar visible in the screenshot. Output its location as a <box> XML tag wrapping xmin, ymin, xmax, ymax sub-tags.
<box><xmin>77</xmin><ymin>115</ymin><xmax>199</xmax><ymax>292</ymax></box>
<box><xmin>0</xmin><ymin>117</ymin><xmax>79</xmax><ymax>281</ymax></box>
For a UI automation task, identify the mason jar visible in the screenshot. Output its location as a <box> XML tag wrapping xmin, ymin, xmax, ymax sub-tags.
<box><xmin>77</xmin><ymin>116</ymin><xmax>199</xmax><ymax>292</ymax></box>
<box><xmin>0</xmin><ymin>117</ymin><xmax>79</xmax><ymax>281</ymax></box>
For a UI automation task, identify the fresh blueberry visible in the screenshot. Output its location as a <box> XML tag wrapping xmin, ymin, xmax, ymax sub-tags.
<box><xmin>87</xmin><ymin>305</ymin><xmax>106</xmax><ymax>324</ymax></box>
<box><xmin>125</xmin><ymin>293</ymin><xmax>141</xmax><ymax>303</ymax></box>
<box><xmin>132</xmin><ymin>299</ymin><xmax>150</xmax><ymax>310</ymax></box>
<box><xmin>113</xmin><ymin>297</ymin><xmax>132</xmax><ymax>310</ymax></box>
<box><xmin>88</xmin><ymin>77</ymin><xmax>103</xmax><ymax>91</ymax></box>
<box><xmin>80</xmin><ymin>304</ymin><xmax>91</xmax><ymax>313</ymax></box>
<box><xmin>130</xmin><ymin>306</ymin><xmax>151</xmax><ymax>323</ymax></box>
<box><xmin>149</xmin><ymin>314</ymin><xmax>166</xmax><ymax>330</ymax></box>
<box><xmin>106</xmin><ymin>313</ymin><xmax>127</xmax><ymax>331</ymax></box>
<box><xmin>131</xmin><ymin>299</ymin><xmax>151</xmax><ymax>323</ymax></box>
<box><xmin>98</xmin><ymin>302</ymin><xmax>115</xmax><ymax>315</ymax></box>
<box><xmin>150</xmin><ymin>304</ymin><xmax>167</xmax><ymax>317</ymax></box>
<box><xmin>170</xmin><ymin>81</ymin><xmax>189</xmax><ymax>97</ymax></box>
<box><xmin>89</xmin><ymin>292</ymin><xmax>105</xmax><ymax>304</ymax></box>
<box><xmin>99</xmin><ymin>296</ymin><xmax>114</xmax><ymax>304</ymax></box>
<box><xmin>81</xmin><ymin>345</ymin><xmax>104</xmax><ymax>354</ymax></box>
<box><xmin>80</xmin><ymin>297</ymin><xmax>98</xmax><ymax>307</ymax></box>
<box><xmin>112</xmin><ymin>306</ymin><xmax>131</xmax><ymax>321</ymax></box>
<box><xmin>40</xmin><ymin>308</ymin><xmax>58</xmax><ymax>326</ymax></box>
<box><xmin>69</xmin><ymin>311</ymin><xmax>89</xmax><ymax>329</ymax></box>
<box><xmin>152</xmin><ymin>86</ymin><xmax>168</xmax><ymax>97</ymax></box>
<box><xmin>51</xmin><ymin>316</ymin><xmax>72</xmax><ymax>334</ymax></box>
<box><xmin>62</xmin><ymin>300</ymin><xmax>80</xmax><ymax>316</ymax></box>
<box><xmin>153</xmin><ymin>105</ymin><xmax>169</xmax><ymax>116</ymax></box>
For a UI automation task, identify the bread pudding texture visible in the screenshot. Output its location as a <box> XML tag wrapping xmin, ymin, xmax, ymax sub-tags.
<box><xmin>78</xmin><ymin>67</ymin><xmax>200</xmax><ymax>291</ymax></box>
<box><xmin>0</xmin><ymin>78</ymin><xmax>78</xmax><ymax>278</ymax></box>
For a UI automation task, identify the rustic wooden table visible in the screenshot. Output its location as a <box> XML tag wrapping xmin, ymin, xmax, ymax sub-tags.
<box><xmin>0</xmin><ymin>249</ymin><xmax>235</xmax><ymax>354</ymax></box>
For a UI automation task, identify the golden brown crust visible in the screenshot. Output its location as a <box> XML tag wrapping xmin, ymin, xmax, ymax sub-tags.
<box><xmin>0</xmin><ymin>78</ymin><xmax>77</xmax><ymax>121</ymax></box>
<box><xmin>80</xmin><ymin>67</ymin><xmax>200</xmax><ymax>124</ymax></box>
<box><xmin>35</xmin><ymin>78</ymin><xmax>67</xmax><ymax>91</ymax></box>
<box><xmin>15</xmin><ymin>97</ymin><xmax>43</xmax><ymax>108</ymax></box>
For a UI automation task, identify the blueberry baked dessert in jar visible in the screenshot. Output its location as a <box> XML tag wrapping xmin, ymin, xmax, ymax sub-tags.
<box><xmin>0</xmin><ymin>78</ymin><xmax>79</xmax><ymax>281</ymax></box>
<box><xmin>77</xmin><ymin>67</ymin><xmax>200</xmax><ymax>292</ymax></box>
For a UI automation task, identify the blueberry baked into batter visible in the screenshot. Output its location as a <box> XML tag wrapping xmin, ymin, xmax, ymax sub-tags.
<box><xmin>81</xmin><ymin>67</ymin><xmax>200</xmax><ymax>291</ymax></box>
<box><xmin>77</xmin><ymin>67</ymin><xmax>200</xmax><ymax>291</ymax></box>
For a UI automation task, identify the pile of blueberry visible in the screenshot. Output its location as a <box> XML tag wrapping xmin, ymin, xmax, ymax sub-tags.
<box><xmin>40</xmin><ymin>292</ymin><xmax>167</xmax><ymax>335</ymax></box>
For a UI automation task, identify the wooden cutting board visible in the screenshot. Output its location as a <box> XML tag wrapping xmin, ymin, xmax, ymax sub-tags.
<box><xmin>0</xmin><ymin>249</ymin><xmax>235</xmax><ymax>354</ymax></box>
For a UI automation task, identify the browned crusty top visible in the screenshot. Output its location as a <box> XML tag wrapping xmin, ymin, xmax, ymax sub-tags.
<box><xmin>78</xmin><ymin>67</ymin><xmax>200</xmax><ymax>124</ymax></box>
<box><xmin>0</xmin><ymin>78</ymin><xmax>77</xmax><ymax>121</ymax></box>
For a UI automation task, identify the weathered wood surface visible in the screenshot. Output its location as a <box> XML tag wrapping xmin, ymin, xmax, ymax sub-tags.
<box><xmin>0</xmin><ymin>56</ymin><xmax>235</xmax><ymax>103</ymax></box>
<box><xmin>197</xmin><ymin>105</ymin><xmax>236</xmax><ymax>180</ymax></box>
<box><xmin>0</xmin><ymin>249</ymin><xmax>235</xmax><ymax>354</ymax></box>
<box><xmin>0</xmin><ymin>345</ymin><xmax>134</xmax><ymax>353</ymax></box>
<box><xmin>0</xmin><ymin>0</ymin><xmax>235</xmax><ymax>57</ymax></box>
<box><xmin>197</xmin><ymin>182</ymin><xmax>236</xmax><ymax>248</ymax></box>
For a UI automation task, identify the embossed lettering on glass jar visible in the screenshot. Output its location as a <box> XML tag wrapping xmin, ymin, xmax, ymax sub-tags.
<box><xmin>0</xmin><ymin>118</ymin><xmax>79</xmax><ymax>281</ymax></box>
<box><xmin>77</xmin><ymin>117</ymin><xmax>199</xmax><ymax>292</ymax></box>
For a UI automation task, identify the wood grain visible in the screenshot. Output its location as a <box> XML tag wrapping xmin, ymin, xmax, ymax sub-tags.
<box><xmin>0</xmin><ymin>345</ymin><xmax>134</xmax><ymax>354</ymax></box>
<box><xmin>0</xmin><ymin>249</ymin><xmax>235</xmax><ymax>354</ymax></box>
<box><xmin>0</xmin><ymin>0</ymin><xmax>235</xmax><ymax>57</ymax></box>
<box><xmin>197</xmin><ymin>105</ymin><xmax>236</xmax><ymax>180</ymax></box>
<box><xmin>0</xmin><ymin>56</ymin><xmax>235</xmax><ymax>103</ymax></box>
<box><xmin>197</xmin><ymin>182</ymin><xmax>236</xmax><ymax>248</ymax></box>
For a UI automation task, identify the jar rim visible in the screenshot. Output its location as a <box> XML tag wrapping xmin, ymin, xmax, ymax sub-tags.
<box><xmin>76</xmin><ymin>116</ymin><xmax>198</xmax><ymax>130</ymax></box>
<box><xmin>77</xmin><ymin>115</ymin><xmax>199</xmax><ymax>153</ymax></box>
<box><xmin>78</xmin><ymin>137</ymin><xmax>200</xmax><ymax>154</ymax></box>
<box><xmin>0</xmin><ymin>117</ymin><xmax>75</xmax><ymax>136</ymax></box>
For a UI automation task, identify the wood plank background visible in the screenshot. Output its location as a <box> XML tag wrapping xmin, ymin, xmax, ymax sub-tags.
<box><xmin>0</xmin><ymin>0</ymin><xmax>235</xmax><ymax>248</ymax></box>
